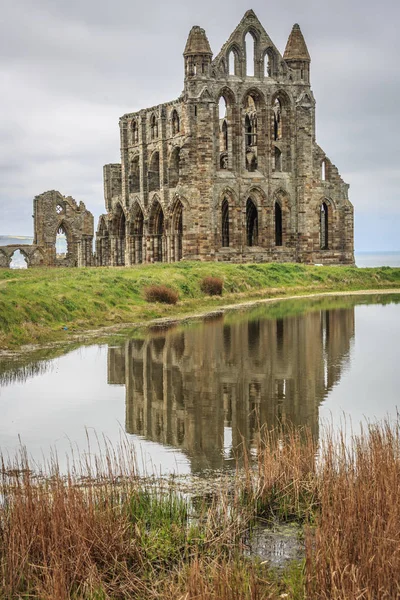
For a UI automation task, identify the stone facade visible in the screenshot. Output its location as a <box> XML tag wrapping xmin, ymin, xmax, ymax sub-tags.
<box><xmin>96</xmin><ymin>10</ymin><xmax>354</xmax><ymax>267</ymax></box>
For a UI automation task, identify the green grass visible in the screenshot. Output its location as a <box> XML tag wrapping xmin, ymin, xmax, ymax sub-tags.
<box><xmin>1</xmin><ymin>262</ymin><xmax>400</xmax><ymax>349</ymax></box>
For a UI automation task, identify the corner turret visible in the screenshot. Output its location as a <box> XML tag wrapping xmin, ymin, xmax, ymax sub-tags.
<box><xmin>284</xmin><ymin>24</ymin><xmax>311</xmax><ymax>83</ymax></box>
<box><xmin>183</xmin><ymin>26</ymin><xmax>213</xmax><ymax>80</ymax></box>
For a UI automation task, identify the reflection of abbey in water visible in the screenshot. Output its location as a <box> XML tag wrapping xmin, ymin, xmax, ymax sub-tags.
<box><xmin>108</xmin><ymin>308</ymin><xmax>354</xmax><ymax>472</ymax></box>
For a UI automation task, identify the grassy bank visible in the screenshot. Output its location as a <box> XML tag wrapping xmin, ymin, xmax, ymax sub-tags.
<box><xmin>1</xmin><ymin>262</ymin><xmax>400</xmax><ymax>349</ymax></box>
<box><xmin>2</xmin><ymin>420</ymin><xmax>400</xmax><ymax>599</ymax></box>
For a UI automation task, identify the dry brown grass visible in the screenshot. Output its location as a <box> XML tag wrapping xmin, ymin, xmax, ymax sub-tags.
<box><xmin>2</xmin><ymin>420</ymin><xmax>400</xmax><ymax>599</ymax></box>
<box><xmin>200</xmin><ymin>276</ymin><xmax>224</xmax><ymax>296</ymax></box>
<box><xmin>305</xmin><ymin>422</ymin><xmax>400</xmax><ymax>599</ymax></box>
<box><xmin>144</xmin><ymin>285</ymin><xmax>179</xmax><ymax>304</ymax></box>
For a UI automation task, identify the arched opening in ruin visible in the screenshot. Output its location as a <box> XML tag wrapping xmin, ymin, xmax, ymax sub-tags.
<box><xmin>168</xmin><ymin>147</ymin><xmax>181</xmax><ymax>188</ymax></box>
<box><xmin>244</xmin><ymin>93</ymin><xmax>258</xmax><ymax>172</ymax></box>
<box><xmin>245</xmin><ymin>32</ymin><xmax>255</xmax><ymax>76</ymax></box>
<box><xmin>264</xmin><ymin>51</ymin><xmax>271</xmax><ymax>77</ymax></box>
<box><xmin>148</xmin><ymin>152</ymin><xmax>160</xmax><ymax>191</ymax></box>
<box><xmin>275</xmin><ymin>202</ymin><xmax>282</xmax><ymax>246</ymax></box>
<box><xmin>321</xmin><ymin>159</ymin><xmax>326</xmax><ymax>181</ymax></box>
<box><xmin>56</xmin><ymin>222</ymin><xmax>69</xmax><ymax>257</ymax></box>
<box><xmin>320</xmin><ymin>201</ymin><xmax>329</xmax><ymax>250</ymax></box>
<box><xmin>171</xmin><ymin>110</ymin><xmax>180</xmax><ymax>135</ymax></box>
<box><xmin>171</xmin><ymin>199</ymin><xmax>183</xmax><ymax>262</ymax></box>
<box><xmin>273</xmin><ymin>98</ymin><xmax>282</xmax><ymax>141</ymax></box>
<box><xmin>149</xmin><ymin>201</ymin><xmax>165</xmax><ymax>262</ymax></box>
<box><xmin>130</xmin><ymin>203</ymin><xmax>144</xmax><ymax>264</ymax></box>
<box><xmin>218</xmin><ymin>96</ymin><xmax>228</xmax><ymax>169</ymax></box>
<box><xmin>10</xmin><ymin>249</ymin><xmax>28</xmax><ymax>269</ymax></box>
<box><xmin>129</xmin><ymin>156</ymin><xmax>140</xmax><ymax>193</ymax></box>
<box><xmin>113</xmin><ymin>204</ymin><xmax>126</xmax><ymax>265</ymax></box>
<box><xmin>221</xmin><ymin>198</ymin><xmax>230</xmax><ymax>247</ymax></box>
<box><xmin>246</xmin><ymin>199</ymin><xmax>258</xmax><ymax>246</ymax></box>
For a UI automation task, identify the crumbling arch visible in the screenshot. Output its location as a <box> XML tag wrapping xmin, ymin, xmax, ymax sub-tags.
<box><xmin>9</xmin><ymin>249</ymin><xmax>28</xmax><ymax>269</ymax></box>
<box><xmin>170</xmin><ymin>199</ymin><xmax>183</xmax><ymax>262</ymax></box>
<box><xmin>227</xmin><ymin>43</ymin><xmax>242</xmax><ymax>76</ymax></box>
<box><xmin>263</xmin><ymin>47</ymin><xmax>276</xmax><ymax>78</ymax></box>
<box><xmin>148</xmin><ymin>199</ymin><xmax>165</xmax><ymax>262</ymax></box>
<box><xmin>246</xmin><ymin>198</ymin><xmax>258</xmax><ymax>246</ymax></box>
<box><xmin>55</xmin><ymin>220</ymin><xmax>72</xmax><ymax>258</ymax></box>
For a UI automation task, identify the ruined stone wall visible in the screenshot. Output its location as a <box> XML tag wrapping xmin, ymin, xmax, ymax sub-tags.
<box><xmin>34</xmin><ymin>190</ymin><xmax>94</xmax><ymax>267</ymax></box>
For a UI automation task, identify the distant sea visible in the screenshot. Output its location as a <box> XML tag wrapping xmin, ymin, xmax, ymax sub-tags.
<box><xmin>0</xmin><ymin>236</ymin><xmax>399</xmax><ymax>269</ymax></box>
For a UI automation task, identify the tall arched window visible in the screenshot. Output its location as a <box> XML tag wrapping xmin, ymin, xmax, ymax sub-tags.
<box><xmin>171</xmin><ymin>200</ymin><xmax>183</xmax><ymax>261</ymax></box>
<box><xmin>171</xmin><ymin>110</ymin><xmax>180</xmax><ymax>135</ymax></box>
<box><xmin>228</xmin><ymin>50</ymin><xmax>235</xmax><ymax>75</ymax></box>
<box><xmin>221</xmin><ymin>199</ymin><xmax>230</xmax><ymax>247</ymax></box>
<box><xmin>150</xmin><ymin>114</ymin><xmax>158</xmax><ymax>139</ymax></box>
<box><xmin>222</xmin><ymin>120</ymin><xmax>228</xmax><ymax>151</ymax></box>
<box><xmin>273</xmin><ymin>99</ymin><xmax>282</xmax><ymax>140</ymax></box>
<box><xmin>275</xmin><ymin>202</ymin><xmax>282</xmax><ymax>246</ymax></box>
<box><xmin>264</xmin><ymin>51</ymin><xmax>271</xmax><ymax>78</ymax></box>
<box><xmin>321</xmin><ymin>160</ymin><xmax>326</xmax><ymax>181</ymax></box>
<box><xmin>245</xmin><ymin>32</ymin><xmax>255</xmax><ymax>76</ymax></box>
<box><xmin>132</xmin><ymin>120</ymin><xmax>139</xmax><ymax>144</ymax></box>
<box><xmin>320</xmin><ymin>202</ymin><xmax>329</xmax><ymax>249</ymax></box>
<box><xmin>218</xmin><ymin>96</ymin><xmax>228</xmax><ymax>170</ymax></box>
<box><xmin>246</xmin><ymin>199</ymin><xmax>258</xmax><ymax>246</ymax></box>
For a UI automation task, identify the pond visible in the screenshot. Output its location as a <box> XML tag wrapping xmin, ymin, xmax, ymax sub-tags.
<box><xmin>1</xmin><ymin>293</ymin><xmax>400</xmax><ymax>475</ymax></box>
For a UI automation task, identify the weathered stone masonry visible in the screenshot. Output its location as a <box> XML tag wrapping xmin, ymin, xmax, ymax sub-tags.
<box><xmin>97</xmin><ymin>10</ymin><xmax>354</xmax><ymax>266</ymax></box>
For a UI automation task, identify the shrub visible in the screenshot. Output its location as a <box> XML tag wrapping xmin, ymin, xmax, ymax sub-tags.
<box><xmin>144</xmin><ymin>285</ymin><xmax>179</xmax><ymax>304</ymax></box>
<box><xmin>200</xmin><ymin>276</ymin><xmax>223</xmax><ymax>296</ymax></box>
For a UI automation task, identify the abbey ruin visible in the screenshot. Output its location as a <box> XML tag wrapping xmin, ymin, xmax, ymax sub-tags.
<box><xmin>0</xmin><ymin>10</ymin><xmax>354</xmax><ymax>268</ymax></box>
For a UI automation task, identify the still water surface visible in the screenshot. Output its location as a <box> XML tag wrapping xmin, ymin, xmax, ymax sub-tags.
<box><xmin>1</xmin><ymin>294</ymin><xmax>400</xmax><ymax>475</ymax></box>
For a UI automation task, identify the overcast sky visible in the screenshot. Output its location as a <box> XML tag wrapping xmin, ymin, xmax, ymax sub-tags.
<box><xmin>0</xmin><ymin>0</ymin><xmax>399</xmax><ymax>250</ymax></box>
